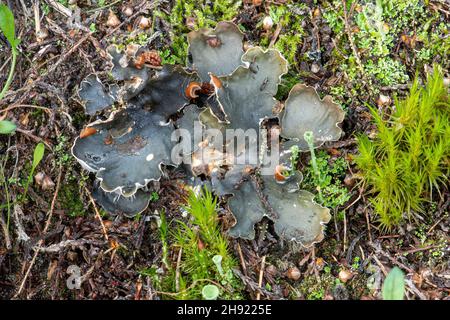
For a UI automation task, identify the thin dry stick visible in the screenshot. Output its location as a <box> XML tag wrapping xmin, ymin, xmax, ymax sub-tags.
<box><xmin>340</xmin><ymin>0</ymin><xmax>365</xmax><ymax>75</ymax></box>
<box><xmin>269</xmin><ymin>23</ymin><xmax>282</xmax><ymax>48</ymax></box>
<box><xmin>33</xmin><ymin>0</ymin><xmax>41</xmax><ymax>42</ymax></box>
<box><xmin>398</xmin><ymin>245</ymin><xmax>441</xmax><ymax>256</ymax></box>
<box><xmin>13</xmin><ymin>165</ymin><xmax>63</xmax><ymax>298</ymax></box>
<box><xmin>256</xmin><ymin>255</ymin><xmax>266</xmax><ymax>300</ymax></box>
<box><xmin>0</xmin><ymin>215</ymin><xmax>11</xmax><ymax>249</ymax></box>
<box><xmin>84</xmin><ymin>187</ymin><xmax>109</xmax><ymax>241</ymax></box>
<box><xmin>427</xmin><ymin>214</ymin><xmax>447</xmax><ymax>234</ymax></box>
<box><xmin>1</xmin><ymin>104</ymin><xmax>51</xmax><ymax>115</ymax></box>
<box><xmin>236</xmin><ymin>241</ymin><xmax>247</xmax><ymax>276</ymax></box>
<box><xmin>15</xmin><ymin>128</ymin><xmax>52</xmax><ymax>149</ymax></box>
<box><xmin>343</xmin><ymin>210</ymin><xmax>347</xmax><ymax>252</ymax></box>
<box><xmin>45</xmin><ymin>0</ymin><xmax>72</xmax><ymax>17</ymax></box>
<box><xmin>2</xmin><ymin>33</ymin><xmax>91</xmax><ymax>103</ymax></box>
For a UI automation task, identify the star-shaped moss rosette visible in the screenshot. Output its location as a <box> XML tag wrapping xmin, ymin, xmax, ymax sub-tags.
<box><xmin>72</xmin><ymin>21</ymin><xmax>345</xmax><ymax>247</ymax></box>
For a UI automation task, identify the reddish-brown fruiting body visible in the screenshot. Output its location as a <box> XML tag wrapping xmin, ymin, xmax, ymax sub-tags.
<box><xmin>185</xmin><ymin>82</ymin><xmax>202</xmax><ymax>99</ymax></box>
<box><xmin>80</xmin><ymin>127</ymin><xmax>97</xmax><ymax>138</ymax></box>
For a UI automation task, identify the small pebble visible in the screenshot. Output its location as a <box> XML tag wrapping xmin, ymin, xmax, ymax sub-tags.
<box><xmin>138</xmin><ymin>16</ymin><xmax>151</xmax><ymax>29</ymax></box>
<box><xmin>262</xmin><ymin>16</ymin><xmax>273</xmax><ymax>31</ymax></box>
<box><xmin>42</xmin><ymin>175</ymin><xmax>55</xmax><ymax>190</ymax></box>
<box><xmin>344</xmin><ymin>174</ymin><xmax>356</xmax><ymax>187</ymax></box>
<box><xmin>287</xmin><ymin>267</ymin><xmax>301</xmax><ymax>281</ymax></box>
<box><xmin>106</xmin><ymin>10</ymin><xmax>121</xmax><ymax>28</ymax></box>
<box><xmin>377</xmin><ymin>94</ymin><xmax>391</xmax><ymax>106</ymax></box>
<box><xmin>122</xmin><ymin>6</ymin><xmax>133</xmax><ymax>17</ymax></box>
<box><xmin>311</xmin><ymin>63</ymin><xmax>320</xmax><ymax>73</ymax></box>
<box><xmin>338</xmin><ymin>269</ymin><xmax>353</xmax><ymax>283</ymax></box>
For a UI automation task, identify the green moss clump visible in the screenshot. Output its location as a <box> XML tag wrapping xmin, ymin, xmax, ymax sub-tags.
<box><xmin>259</xmin><ymin>2</ymin><xmax>308</xmax><ymax>100</ymax></box>
<box><xmin>59</xmin><ymin>183</ymin><xmax>87</xmax><ymax>218</ymax></box>
<box><xmin>356</xmin><ymin>67</ymin><xmax>450</xmax><ymax>229</ymax></box>
<box><xmin>155</xmin><ymin>0</ymin><xmax>242</xmax><ymax>65</ymax></box>
<box><xmin>301</xmin><ymin>150</ymin><xmax>351</xmax><ymax>210</ymax></box>
<box><xmin>142</xmin><ymin>187</ymin><xmax>244</xmax><ymax>300</ymax></box>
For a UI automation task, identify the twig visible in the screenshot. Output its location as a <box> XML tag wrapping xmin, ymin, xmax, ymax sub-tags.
<box><xmin>15</xmin><ymin>128</ymin><xmax>52</xmax><ymax>149</ymax></box>
<box><xmin>13</xmin><ymin>204</ymin><xmax>30</xmax><ymax>242</ymax></box>
<box><xmin>343</xmin><ymin>210</ymin><xmax>347</xmax><ymax>252</ymax></box>
<box><xmin>371</xmin><ymin>255</ymin><xmax>388</xmax><ymax>276</ymax></box>
<box><xmin>256</xmin><ymin>255</ymin><xmax>266</xmax><ymax>300</ymax></box>
<box><xmin>13</xmin><ymin>165</ymin><xmax>63</xmax><ymax>299</ymax></box>
<box><xmin>86</xmin><ymin>0</ymin><xmax>122</xmax><ymax>13</ymax></box>
<box><xmin>340</xmin><ymin>0</ymin><xmax>364</xmax><ymax>75</ymax></box>
<box><xmin>0</xmin><ymin>215</ymin><xmax>11</xmax><ymax>250</ymax></box>
<box><xmin>33</xmin><ymin>239</ymin><xmax>96</xmax><ymax>253</ymax></box>
<box><xmin>1</xmin><ymin>104</ymin><xmax>51</xmax><ymax>115</ymax></box>
<box><xmin>45</xmin><ymin>0</ymin><xmax>72</xmax><ymax>17</ymax></box>
<box><xmin>33</xmin><ymin>0</ymin><xmax>41</xmax><ymax>42</ymax></box>
<box><xmin>2</xmin><ymin>32</ymin><xmax>91</xmax><ymax>102</ymax></box>
<box><xmin>269</xmin><ymin>23</ymin><xmax>282</xmax><ymax>48</ymax></box>
<box><xmin>398</xmin><ymin>245</ymin><xmax>441</xmax><ymax>256</ymax></box>
<box><xmin>236</xmin><ymin>241</ymin><xmax>247</xmax><ymax>276</ymax></box>
<box><xmin>84</xmin><ymin>186</ymin><xmax>109</xmax><ymax>241</ymax></box>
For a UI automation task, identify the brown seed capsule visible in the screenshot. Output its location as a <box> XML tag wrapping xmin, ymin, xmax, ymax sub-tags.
<box><xmin>198</xmin><ymin>239</ymin><xmax>205</xmax><ymax>250</ymax></box>
<box><xmin>262</xmin><ymin>16</ymin><xmax>273</xmax><ymax>31</ymax></box>
<box><xmin>274</xmin><ymin>165</ymin><xmax>288</xmax><ymax>183</ymax></box>
<box><xmin>122</xmin><ymin>6</ymin><xmax>133</xmax><ymax>17</ymax></box>
<box><xmin>186</xmin><ymin>16</ymin><xmax>196</xmax><ymax>30</ymax></box>
<box><xmin>209</xmin><ymin>73</ymin><xmax>223</xmax><ymax>89</ymax></box>
<box><xmin>106</xmin><ymin>10</ymin><xmax>121</xmax><ymax>28</ymax></box>
<box><xmin>35</xmin><ymin>172</ymin><xmax>45</xmax><ymax>186</ymax></box>
<box><xmin>287</xmin><ymin>267</ymin><xmax>301</xmax><ymax>281</ymax></box>
<box><xmin>138</xmin><ymin>16</ymin><xmax>151</xmax><ymax>29</ymax></box>
<box><xmin>206</xmin><ymin>36</ymin><xmax>221</xmax><ymax>48</ymax></box>
<box><xmin>338</xmin><ymin>269</ymin><xmax>353</xmax><ymax>283</ymax></box>
<box><xmin>134</xmin><ymin>51</ymin><xmax>162</xmax><ymax>69</ymax></box>
<box><xmin>377</xmin><ymin>94</ymin><xmax>391</xmax><ymax>106</ymax></box>
<box><xmin>42</xmin><ymin>175</ymin><xmax>55</xmax><ymax>190</ymax></box>
<box><xmin>185</xmin><ymin>82</ymin><xmax>202</xmax><ymax>99</ymax></box>
<box><xmin>344</xmin><ymin>174</ymin><xmax>356</xmax><ymax>187</ymax></box>
<box><xmin>104</xmin><ymin>134</ymin><xmax>113</xmax><ymax>145</ymax></box>
<box><xmin>200</xmin><ymin>82</ymin><xmax>215</xmax><ymax>95</ymax></box>
<box><xmin>313</xmin><ymin>7</ymin><xmax>321</xmax><ymax>18</ymax></box>
<box><xmin>80</xmin><ymin>127</ymin><xmax>97</xmax><ymax>138</ymax></box>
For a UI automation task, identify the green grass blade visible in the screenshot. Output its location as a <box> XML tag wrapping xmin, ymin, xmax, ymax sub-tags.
<box><xmin>0</xmin><ymin>120</ymin><xmax>16</xmax><ymax>134</ymax></box>
<box><xmin>382</xmin><ymin>267</ymin><xmax>405</xmax><ymax>300</ymax></box>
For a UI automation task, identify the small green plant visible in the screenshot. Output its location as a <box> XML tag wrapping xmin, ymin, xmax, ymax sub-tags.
<box><xmin>154</xmin><ymin>187</ymin><xmax>243</xmax><ymax>299</ymax></box>
<box><xmin>356</xmin><ymin>67</ymin><xmax>450</xmax><ymax>229</ymax></box>
<box><xmin>0</xmin><ymin>120</ymin><xmax>16</xmax><ymax>134</ymax></box>
<box><xmin>0</xmin><ymin>4</ymin><xmax>20</xmax><ymax>101</ymax></box>
<box><xmin>302</xmin><ymin>133</ymin><xmax>351</xmax><ymax>209</ymax></box>
<box><xmin>382</xmin><ymin>267</ymin><xmax>405</xmax><ymax>300</ymax></box>
<box><xmin>149</xmin><ymin>191</ymin><xmax>159</xmax><ymax>202</ymax></box>
<box><xmin>22</xmin><ymin>142</ymin><xmax>45</xmax><ymax>199</ymax></box>
<box><xmin>0</xmin><ymin>142</ymin><xmax>45</xmax><ymax>230</ymax></box>
<box><xmin>158</xmin><ymin>209</ymin><xmax>170</xmax><ymax>269</ymax></box>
